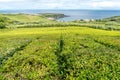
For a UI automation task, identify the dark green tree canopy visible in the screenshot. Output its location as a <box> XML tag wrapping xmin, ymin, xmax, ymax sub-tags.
<box><xmin>0</xmin><ymin>17</ymin><xmax>9</xmax><ymax>29</ymax></box>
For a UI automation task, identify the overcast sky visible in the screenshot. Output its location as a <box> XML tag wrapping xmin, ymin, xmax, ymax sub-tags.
<box><xmin>0</xmin><ymin>0</ymin><xmax>120</xmax><ymax>10</ymax></box>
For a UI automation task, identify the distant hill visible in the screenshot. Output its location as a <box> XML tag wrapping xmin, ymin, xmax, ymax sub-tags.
<box><xmin>102</xmin><ymin>16</ymin><xmax>120</xmax><ymax>22</ymax></box>
<box><xmin>40</xmin><ymin>13</ymin><xmax>69</xmax><ymax>19</ymax></box>
<box><xmin>0</xmin><ymin>14</ymin><xmax>53</xmax><ymax>23</ymax></box>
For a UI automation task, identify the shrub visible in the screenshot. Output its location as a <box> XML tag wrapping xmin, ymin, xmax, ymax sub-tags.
<box><xmin>0</xmin><ymin>17</ymin><xmax>8</xmax><ymax>29</ymax></box>
<box><xmin>0</xmin><ymin>22</ymin><xmax>6</xmax><ymax>29</ymax></box>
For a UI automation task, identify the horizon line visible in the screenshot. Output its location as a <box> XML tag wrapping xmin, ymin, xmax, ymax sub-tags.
<box><xmin>0</xmin><ymin>9</ymin><xmax>120</xmax><ymax>10</ymax></box>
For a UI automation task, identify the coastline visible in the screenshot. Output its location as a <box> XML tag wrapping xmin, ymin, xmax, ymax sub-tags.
<box><xmin>0</xmin><ymin>10</ymin><xmax>120</xmax><ymax>21</ymax></box>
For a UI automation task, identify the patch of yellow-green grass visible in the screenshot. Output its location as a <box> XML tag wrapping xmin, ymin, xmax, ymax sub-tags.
<box><xmin>0</xmin><ymin>14</ymin><xmax>54</xmax><ymax>23</ymax></box>
<box><xmin>0</xmin><ymin>27</ymin><xmax>119</xmax><ymax>37</ymax></box>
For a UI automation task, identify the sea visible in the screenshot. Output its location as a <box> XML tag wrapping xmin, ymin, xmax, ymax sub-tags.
<box><xmin>0</xmin><ymin>9</ymin><xmax>120</xmax><ymax>21</ymax></box>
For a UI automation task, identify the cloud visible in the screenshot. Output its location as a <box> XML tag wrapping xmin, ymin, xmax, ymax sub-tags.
<box><xmin>0</xmin><ymin>0</ymin><xmax>23</xmax><ymax>2</ymax></box>
<box><xmin>91</xmin><ymin>1</ymin><xmax>120</xmax><ymax>8</ymax></box>
<box><xmin>0</xmin><ymin>0</ymin><xmax>119</xmax><ymax>9</ymax></box>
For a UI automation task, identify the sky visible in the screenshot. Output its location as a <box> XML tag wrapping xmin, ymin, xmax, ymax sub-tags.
<box><xmin>0</xmin><ymin>0</ymin><xmax>119</xmax><ymax>10</ymax></box>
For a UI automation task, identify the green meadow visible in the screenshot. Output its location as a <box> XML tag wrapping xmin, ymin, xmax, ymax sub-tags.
<box><xmin>0</xmin><ymin>14</ymin><xmax>120</xmax><ymax>80</ymax></box>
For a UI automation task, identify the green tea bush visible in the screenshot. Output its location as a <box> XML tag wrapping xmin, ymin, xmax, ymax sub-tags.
<box><xmin>0</xmin><ymin>17</ymin><xmax>9</xmax><ymax>29</ymax></box>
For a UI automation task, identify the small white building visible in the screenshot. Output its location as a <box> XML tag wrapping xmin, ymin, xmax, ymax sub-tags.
<box><xmin>47</xmin><ymin>17</ymin><xmax>55</xmax><ymax>20</ymax></box>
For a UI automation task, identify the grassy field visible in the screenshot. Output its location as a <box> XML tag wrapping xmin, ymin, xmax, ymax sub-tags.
<box><xmin>0</xmin><ymin>13</ymin><xmax>120</xmax><ymax>30</ymax></box>
<box><xmin>0</xmin><ymin>26</ymin><xmax>120</xmax><ymax>80</ymax></box>
<box><xmin>0</xmin><ymin>14</ymin><xmax>53</xmax><ymax>22</ymax></box>
<box><xmin>0</xmin><ymin>14</ymin><xmax>120</xmax><ymax>80</ymax></box>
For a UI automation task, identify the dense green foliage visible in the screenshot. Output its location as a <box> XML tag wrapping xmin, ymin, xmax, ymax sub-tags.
<box><xmin>0</xmin><ymin>13</ymin><xmax>120</xmax><ymax>79</ymax></box>
<box><xmin>0</xmin><ymin>27</ymin><xmax>120</xmax><ymax>80</ymax></box>
<box><xmin>72</xmin><ymin>20</ymin><xmax>120</xmax><ymax>31</ymax></box>
<box><xmin>0</xmin><ymin>17</ymin><xmax>9</xmax><ymax>28</ymax></box>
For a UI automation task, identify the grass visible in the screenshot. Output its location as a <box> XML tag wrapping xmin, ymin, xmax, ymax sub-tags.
<box><xmin>0</xmin><ymin>14</ymin><xmax>52</xmax><ymax>23</ymax></box>
<box><xmin>0</xmin><ymin>27</ymin><xmax>120</xmax><ymax>36</ymax></box>
<box><xmin>0</xmin><ymin>13</ymin><xmax>120</xmax><ymax>30</ymax></box>
<box><xmin>0</xmin><ymin>26</ymin><xmax>120</xmax><ymax>80</ymax></box>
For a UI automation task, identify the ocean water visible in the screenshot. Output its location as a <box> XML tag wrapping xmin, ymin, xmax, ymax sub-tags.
<box><xmin>0</xmin><ymin>9</ymin><xmax>120</xmax><ymax>21</ymax></box>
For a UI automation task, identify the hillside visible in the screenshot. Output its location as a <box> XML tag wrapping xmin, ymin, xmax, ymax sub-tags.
<box><xmin>0</xmin><ymin>14</ymin><xmax>120</xmax><ymax>30</ymax></box>
<box><xmin>0</xmin><ymin>14</ymin><xmax>55</xmax><ymax>23</ymax></box>
<box><xmin>103</xmin><ymin>16</ymin><xmax>120</xmax><ymax>22</ymax></box>
<box><xmin>0</xmin><ymin>13</ymin><xmax>120</xmax><ymax>80</ymax></box>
